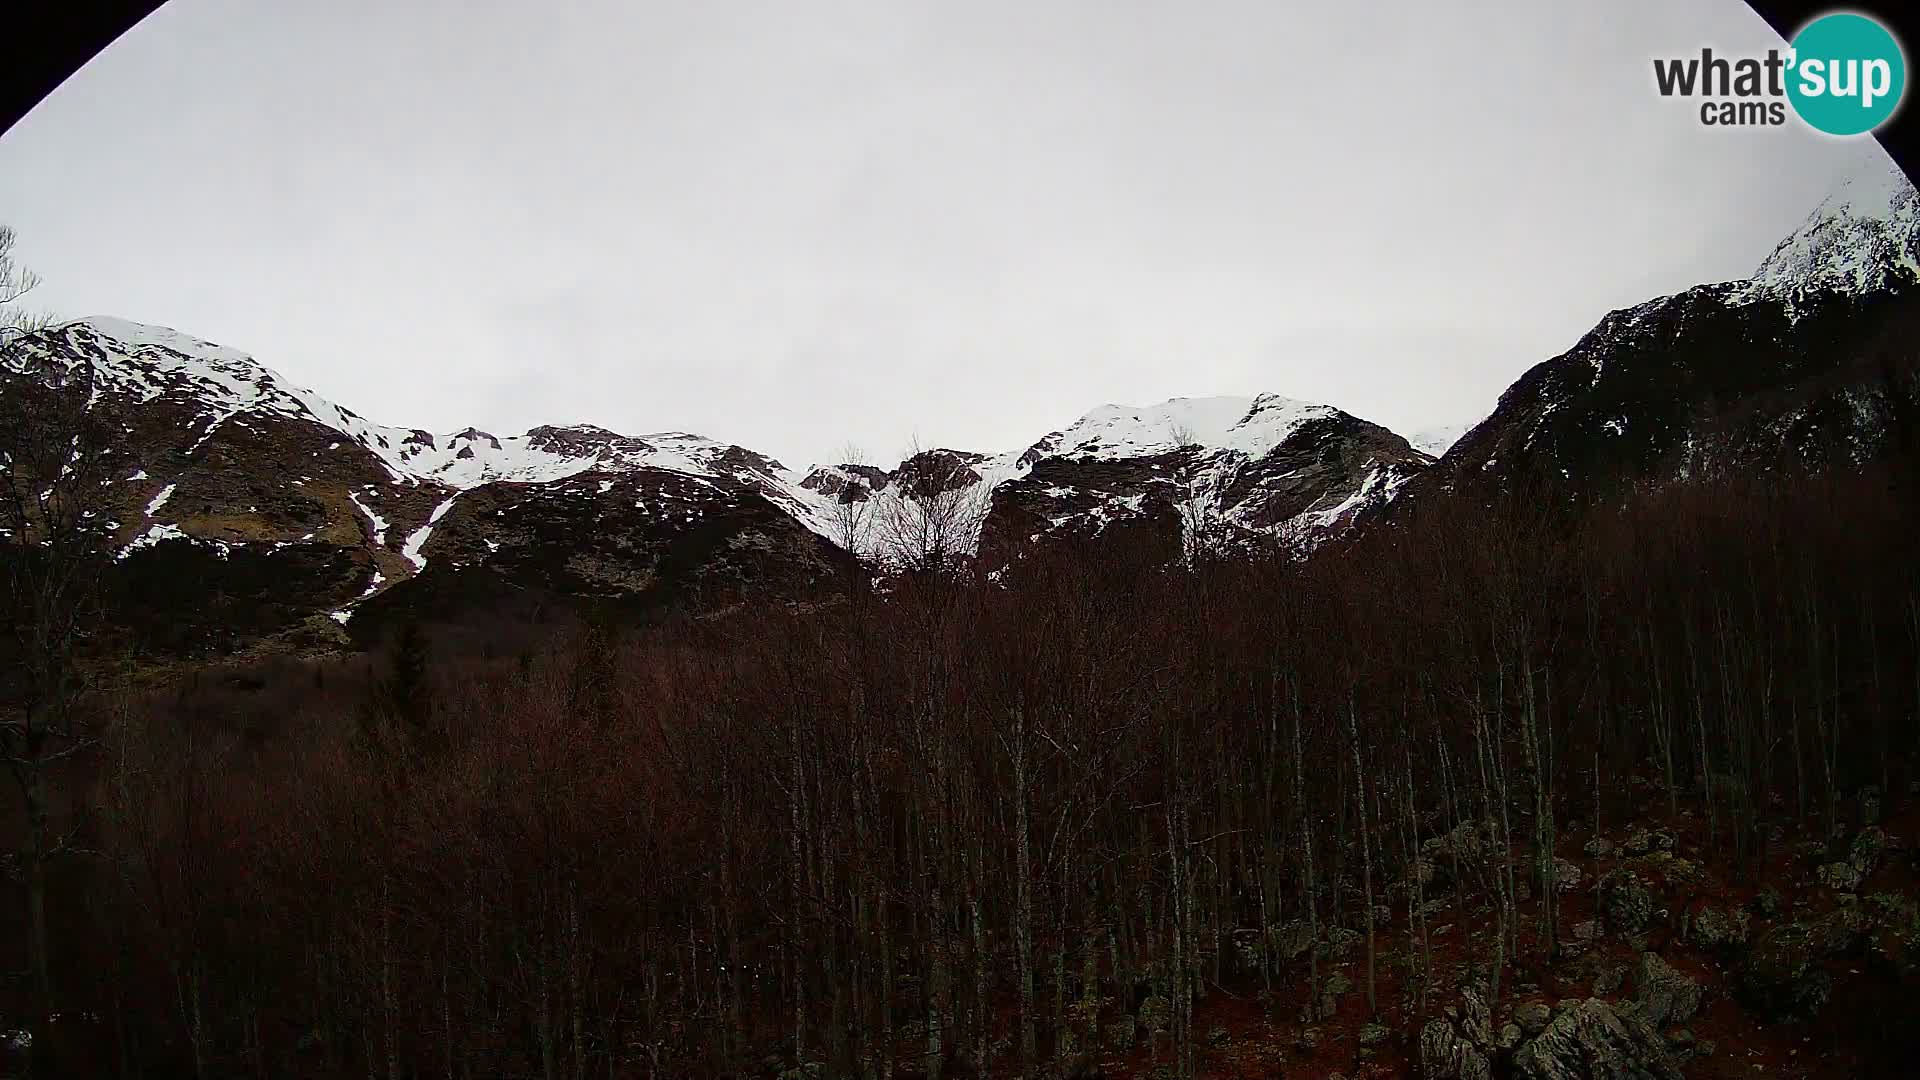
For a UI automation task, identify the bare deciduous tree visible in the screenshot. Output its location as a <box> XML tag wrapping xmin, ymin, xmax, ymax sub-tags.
<box><xmin>1</xmin><ymin>275</ymin><xmax>117</xmax><ymax>1071</ymax></box>
<box><xmin>875</xmin><ymin>438</ymin><xmax>988</xmax><ymax>580</ymax></box>
<box><xmin>0</xmin><ymin>226</ymin><xmax>48</xmax><ymax>339</ymax></box>
<box><xmin>826</xmin><ymin>442</ymin><xmax>878</xmax><ymax>561</ymax></box>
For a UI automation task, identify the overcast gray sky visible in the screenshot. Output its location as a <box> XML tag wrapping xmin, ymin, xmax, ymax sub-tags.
<box><xmin>0</xmin><ymin>0</ymin><xmax>1889</xmax><ymax>469</ymax></box>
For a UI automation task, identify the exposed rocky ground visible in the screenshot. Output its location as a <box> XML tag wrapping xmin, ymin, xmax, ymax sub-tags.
<box><xmin>920</xmin><ymin>785</ymin><xmax>1920</xmax><ymax>1079</ymax></box>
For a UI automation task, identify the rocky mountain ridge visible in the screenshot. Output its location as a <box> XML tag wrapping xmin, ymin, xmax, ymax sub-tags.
<box><xmin>1392</xmin><ymin>147</ymin><xmax>1920</xmax><ymax>516</ymax></box>
<box><xmin>3</xmin><ymin>315</ymin><xmax>1430</xmax><ymax>650</ymax></box>
<box><xmin>3</xmin><ymin>148</ymin><xmax>1915</xmax><ymax>655</ymax></box>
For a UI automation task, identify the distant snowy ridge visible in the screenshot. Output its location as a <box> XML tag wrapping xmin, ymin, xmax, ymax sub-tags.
<box><xmin>48</xmin><ymin>317</ymin><xmax>849</xmax><ymax>549</ymax></box>
<box><xmin>808</xmin><ymin>392</ymin><xmax>1425</xmax><ymax>560</ymax></box>
<box><xmin>66</xmin><ymin>317</ymin><xmax>797</xmax><ymax>494</ymax></box>
<box><xmin>37</xmin><ymin>319</ymin><xmax>1435</xmax><ymax>575</ymax></box>
<box><xmin>1025</xmin><ymin>394</ymin><xmax>1337</xmax><ymax>462</ymax></box>
<box><xmin>1409</xmin><ymin>422</ymin><xmax>1473</xmax><ymax>458</ymax></box>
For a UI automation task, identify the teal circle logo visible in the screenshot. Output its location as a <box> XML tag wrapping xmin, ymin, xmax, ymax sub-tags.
<box><xmin>1787</xmin><ymin>13</ymin><xmax>1906</xmax><ymax>135</ymax></box>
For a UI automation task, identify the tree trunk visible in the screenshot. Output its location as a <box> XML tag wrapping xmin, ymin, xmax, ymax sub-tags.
<box><xmin>24</xmin><ymin>742</ymin><xmax>53</xmax><ymax>1077</ymax></box>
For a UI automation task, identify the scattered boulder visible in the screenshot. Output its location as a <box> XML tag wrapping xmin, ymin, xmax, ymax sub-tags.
<box><xmin>1633</xmin><ymin>951</ymin><xmax>1703</xmax><ymax>1030</ymax></box>
<box><xmin>1322</xmin><ymin>926</ymin><xmax>1363</xmax><ymax>960</ymax></box>
<box><xmin>1359</xmin><ymin>1022</ymin><xmax>1391</xmax><ymax>1047</ymax></box>
<box><xmin>1271</xmin><ymin>919</ymin><xmax>1316</xmax><ymax>961</ymax></box>
<box><xmin>1137</xmin><ymin>993</ymin><xmax>1171</xmax><ymax>1034</ymax></box>
<box><xmin>1818</xmin><ymin>860</ymin><xmax>1864</xmax><ymax>892</ymax></box>
<box><xmin>1318</xmin><ymin>971</ymin><xmax>1354</xmax><ymax>1018</ymax></box>
<box><xmin>1849</xmin><ymin>826</ymin><xmax>1894</xmax><ymax>877</ymax></box>
<box><xmin>1628</xmin><ymin>851</ymin><xmax>1703</xmax><ymax>887</ymax></box>
<box><xmin>1664</xmin><ymin>1028</ymin><xmax>1712</xmax><ymax>1066</ymax></box>
<box><xmin>1624</xmin><ymin>829</ymin><xmax>1652</xmax><ymax>856</ymax></box>
<box><xmin>1736</xmin><ymin>907</ymin><xmax>1872</xmax><ymax>1022</ymax></box>
<box><xmin>1515</xmin><ymin>1001</ymin><xmax>1553</xmax><ymax>1036</ymax></box>
<box><xmin>1420</xmin><ymin>985</ymin><xmax>1498</xmax><ymax>1079</ymax></box>
<box><xmin>1812</xmin><ymin>828</ymin><xmax>1895</xmax><ymax>893</ymax></box>
<box><xmin>1585</xmin><ymin>836</ymin><xmax>1616</xmax><ymax>858</ymax></box>
<box><xmin>1593</xmin><ymin>966</ymin><xmax>1626</xmax><ymax>995</ymax></box>
<box><xmin>1424</xmin><ymin>820</ymin><xmax>1497</xmax><ymax>864</ymax></box>
<box><xmin>1459</xmin><ymin>985</ymin><xmax>1494</xmax><ymax>1047</ymax></box>
<box><xmin>1550</xmin><ymin>858</ymin><xmax>1585</xmax><ymax>892</ymax></box>
<box><xmin>1418</xmin><ymin>1017</ymin><xmax>1491</xmax><ymax>1080</ymax></box>
<box><xmin>1686</xmin><ymin>905</ymin><xmax>1752</xmax><ymax>951</ymax></box>
<box><xmin>1511</xmin><ymin>999</ymin><xmax>1682</xmax><ymax>1080</ymax></box>
<box><xmin>1600</xmin><ymin>869</ymin><xmax>1654</xmax><ymax>935</ymax></box>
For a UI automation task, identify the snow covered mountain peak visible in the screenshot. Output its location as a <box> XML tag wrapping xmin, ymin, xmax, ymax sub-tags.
<box><xmin>1746</xmin><ymin>147</ymin><xmax>1919</xmax><ymax>298</ymax></box>
<box><xmin>11</xmin><ymin>315</ymin><xmax>1435</xmax><ymax>589</ymax></box>
<box><xmin>1024</xmin><ymin>393</ymin><xmax>1338</xmax><ymax>464</ymax></box>
<box><xmin>47</xmin><ymin>317</ymin><xmax>792</xmax><ymax>495</ymax></box>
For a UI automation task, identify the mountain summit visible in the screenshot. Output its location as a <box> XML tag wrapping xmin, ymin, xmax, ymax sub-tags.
<box><xmin>1394</xmin><ymin>147</ymin><xmax>1918</xmax><ymax>511</ymax></box>
<box><xmin>1745</xmin><ymin>147</ymin><xmax>1920</xmax><ymax>301</ymax></box>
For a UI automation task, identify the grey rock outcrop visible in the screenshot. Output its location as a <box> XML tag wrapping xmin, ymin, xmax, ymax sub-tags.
<box><xmin>1512</xmin><ymin>999</ymin><xmax>1681</xmax><ymax>1080</ymax></box>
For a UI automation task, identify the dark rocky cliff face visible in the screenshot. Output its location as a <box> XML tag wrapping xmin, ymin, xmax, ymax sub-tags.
<box><xmin>979</xmin><ymin>408</ymin><xmax>1428</xmax><ymax>566</ymax></box>
<box><xmin>1383</xmin><ymin>151</ymin><xmax>1920</xmax><ymax>518</ymax></box>
<box><xmin>1405</xmin><ymin>280</ymin><xmax>1917</xmax><ymax>511</ymax></box>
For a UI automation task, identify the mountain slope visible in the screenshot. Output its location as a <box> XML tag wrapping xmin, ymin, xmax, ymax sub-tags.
<box><xmin>5</xmin><ymin>318</ymin><xmax>1418</xmax><ymax>654</ymax></box>
<box><xmin>1396</xmin><ymin>148</ymin><xmax>1919</xmax><ymax>512</ymax></box>
<box><xmin>3</xmin><ymin>319</ymin><xmax>856</xmax><ymax>651</ymax></box>
<box><xmin>799</xmin><ymin>394</ymin><xmax>1430</xmax><ymax>567</ymax></box>
<box><xmin>15</xmin><ymin>150</ymin><xmax>1910</xmax><ymax>656</ymax></box>
<box><xmin>980</xmin><ymin>395</ymin><xmax>1428</xmax><ymax>562</ymax></box>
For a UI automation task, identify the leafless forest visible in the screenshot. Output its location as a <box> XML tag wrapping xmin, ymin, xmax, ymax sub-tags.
<box><xmin>7</xmin><ymin>412</ymin><xmax>1920</xmax><ymax>1077</ymax></box>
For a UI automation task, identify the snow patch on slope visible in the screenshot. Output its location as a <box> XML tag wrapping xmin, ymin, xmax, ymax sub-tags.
<box><xmin>401</xmin><ymin>495</ymin><xmax>459</xmax><ymax>570</ymax></box>
<box><xmin>143</xmin><ymin>482</ymin><xmax>177</xmax><ymax>517</ymax></box>
<box><xmin>347</xmin><ymin>491</ymin><xmax>389</xmax><ymax>546</ymax></box>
